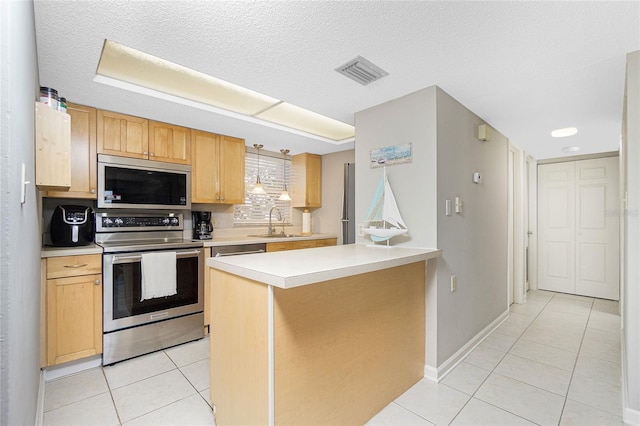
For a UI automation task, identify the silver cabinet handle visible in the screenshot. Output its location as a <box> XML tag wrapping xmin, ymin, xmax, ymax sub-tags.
<box><xmin>94</xmin><ymin>279</ymin><xmax>101</xmax><ymax>286</ymax></box>
<box><xmin>90</xmin><ymin>188</ymin><xmax>96</xmax><ymax>193</ymax></box>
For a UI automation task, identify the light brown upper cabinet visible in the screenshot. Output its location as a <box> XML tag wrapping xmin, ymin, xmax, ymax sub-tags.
<box><xmin>191</xmin><ymin>130</ymin><xmax>245</xmax><ymax>204</ymax></box>
<box><xmin>97</xmin><ymin>110</ymin><xmax>149</xmax><ymax>160</ymax></box>
<box><xmin>35</xmin><ymin>102</ymin><xmax>71</xmax><ymax>191</ymax></box>
<box><xmin>148</xmin><ymin>121</ymin><xmax>191</xmax><ymax>165</ymax></box>
<box><xmin>292</xmin><ymin>153</ymin><xmax>322</xmax><ymax>208</ymax></box>
<box><xmin>47</xmin><ymin>103</ymin><xmax>97</xmax><ymax>199</ymax></box>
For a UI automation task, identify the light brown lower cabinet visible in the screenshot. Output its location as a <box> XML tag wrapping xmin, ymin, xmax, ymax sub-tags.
<box><xmin>266</xmin><ymin>238</ymin><xmax>336</xmax><ymax>252</ymax></box>
<box><xmin>43</xmin><ymin>254</ymin><xmax>102</xmax><ymax>367</ymax></box>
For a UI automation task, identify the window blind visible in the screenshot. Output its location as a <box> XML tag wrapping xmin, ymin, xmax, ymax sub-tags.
<box><xmin>233</xmin><ymin>151</ymin><xmax>292</xmax><ymax>225</ymax></box>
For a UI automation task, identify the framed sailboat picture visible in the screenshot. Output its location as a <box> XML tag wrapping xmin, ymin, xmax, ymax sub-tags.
<box><xmin>369</xmin><ymin>143</ymin><xmax>412</xmax><ymax>168</ymax></box>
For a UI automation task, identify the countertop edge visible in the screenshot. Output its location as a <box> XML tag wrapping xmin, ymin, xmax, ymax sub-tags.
<box><xmin>41</xmin><ymin>244</ymin><xmax>103</xmax><ymax>258</ymax></box>
<box><xmin>207</xmin><ymin>245</ymin><xmax>441</xmax><ymax>289</ymax></box>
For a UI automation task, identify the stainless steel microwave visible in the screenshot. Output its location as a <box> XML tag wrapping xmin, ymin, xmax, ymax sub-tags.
<box><xmin>97</xmin><ymin>154</ymin><xmax>191</xmax><ymax>210</ymax></box>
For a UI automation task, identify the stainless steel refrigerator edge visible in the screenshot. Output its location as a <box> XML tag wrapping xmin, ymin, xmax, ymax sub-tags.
<box><xmin>342</xmin><ymin>163</ymin><xmax>356</xmax><ymax>244</ymax></box>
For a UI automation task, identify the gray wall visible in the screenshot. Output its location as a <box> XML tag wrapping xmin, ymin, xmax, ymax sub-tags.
<box><xmin>354</xmin><ymin>86</ymin><xmax>438</xmax><ymax>249</ymax></box>
<box><xmin>315</xmin><ymin>150</ymin><xmax>355</xmax><ymax>244</ymax></box>
<box><xmin>435</xmin><ymin>88</ymin><xmax>508</xmax><ymax>364</ymax></box>
<box><xmin>0</xmin><ymin>1</ymin><xmax>43</xmax><ymax>424</ymax></box>
<box><xmin>623</xmin><ymin>50</ymin><xmax>640</xmax><ymax>420</ymax></box>
<box><xmin>355</xmin><ymin>85</ymin><xmax>508</xmax><ymax>371</ymax></box>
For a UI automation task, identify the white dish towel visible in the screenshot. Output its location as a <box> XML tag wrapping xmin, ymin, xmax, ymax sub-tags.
<box><xmin>140</xmin><ymin>251</ymin><xmax>177</xmax><ymax>301</ymax></box>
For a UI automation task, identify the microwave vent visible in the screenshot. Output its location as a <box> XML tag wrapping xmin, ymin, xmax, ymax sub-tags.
<box><xmin>335</xmin><ymin>56</ymin><xmax>388</xmax><ymax>86</ymax></box>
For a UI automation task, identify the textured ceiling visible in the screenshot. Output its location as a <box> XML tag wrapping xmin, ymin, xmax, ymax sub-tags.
<box><xmin>33</xmin><ymin>1</ymin><xmax>639</xmax><ymax>158</ymax></box>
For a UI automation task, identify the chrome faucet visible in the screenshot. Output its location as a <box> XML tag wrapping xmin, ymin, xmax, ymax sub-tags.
<box><xmin>268</xmin><ymin>207</ymin><xmax>282</xmax><ymax>236</ymax></box>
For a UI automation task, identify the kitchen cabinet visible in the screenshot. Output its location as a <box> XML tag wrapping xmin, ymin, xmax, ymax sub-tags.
<box><xmin>97</xmin><ymin>110</ymin><xmax>149</xmax><ymax>159</ymax></box>
<box><xmin>266</xmin><ymin>238</ymin><xmax>336</xmax><ymax>252</ymax></box>
<box><xmin>191</xmin><ymin>130</ymin><xmax>245</xmax><ymax>204</ymax></box>
<box><xmin>35</xmin><ymin>102</ymin><xmax>71</xmax><ymax>191</ymax></box>
<box><xmin>148</xmin><ymin>120</ymin><xmax>191</xmax><ymax>165</ymax></box>
<box><xmin>292</xmin><ymin>153</ymin><xmax>322</xmax><ymax>208</ymax></box>
<box><xmin>47</xmin><ymin>103</ymin><xmax>97</xmax><ymax>199</ymax></box>
<box><xmin>44</xmin><ymin>254</ymin><xmax>102</xmax><ymax>366</ymax></box>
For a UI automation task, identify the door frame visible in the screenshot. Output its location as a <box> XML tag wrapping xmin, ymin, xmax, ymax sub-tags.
<box><xmin>508</xmin><ymin>142</ymin><xmax>526</xmax><ymax>305</ymax></box>
<box><xmin>526</xmin><ymin>155</ymin><xmax>538</xmax><ymax>291</ymax></box>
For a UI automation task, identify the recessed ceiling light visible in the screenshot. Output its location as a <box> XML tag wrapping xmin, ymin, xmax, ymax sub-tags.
<box><xmin>95</xmin><ymin>40</ymin><xmax>355</xmax><ymax>143</ymax></box>
<box><xmin>561</xmin><ymin>146</ymin><xmax>580</xmax><ymax>153</ymax></box>
<box><xmin>551</xmin><ymin>127</ymin><xmax>578</xmax><ymax>138</ymax></box>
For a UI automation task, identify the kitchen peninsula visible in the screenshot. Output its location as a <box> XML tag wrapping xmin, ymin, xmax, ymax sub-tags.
<box><xmin>207</xmin><ymin>244</ymin><xmax>440</xmax><ymax>425</ymax></box>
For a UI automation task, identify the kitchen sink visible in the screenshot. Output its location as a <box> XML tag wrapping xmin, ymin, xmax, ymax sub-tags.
<box><xmin>247</xmin><ymin>234</ymin><xmax>303</xmax><ymax>238</ymax></box>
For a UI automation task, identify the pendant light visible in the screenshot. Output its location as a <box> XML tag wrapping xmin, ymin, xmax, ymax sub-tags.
<box><xmin>251</xmin><ymin>144</ymin><xmax>266</xmax><ymax>194</ymax></box>
<box><xmin>278</xmin><ymin>149</ymin><xmax>291</xmax><ymax>201</ymax></box>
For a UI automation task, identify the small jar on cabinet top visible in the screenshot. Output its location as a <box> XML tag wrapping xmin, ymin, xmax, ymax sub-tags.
<box><xmin>39</xmin><ymin>86</ymin><xmax>58</xmax><ymax>109</ymax></box>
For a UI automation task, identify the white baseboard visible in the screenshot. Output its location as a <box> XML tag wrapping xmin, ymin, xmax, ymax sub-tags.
<box><xmin>35</xmin><ymin>371</ymin><xmax>45</xmax><ymax>426</ymax></box>
<box><xmin>423</xmin><ymin>309</ymin><xmax>510</xmax><ymax>383</ymax></box>
<box><xmin>42</xmin><ymin>355</ymin><xmax>102</xmax><ymax>382</ymax></box>
<box><xmin>623</xmin><ymin>406</ymin><xmax>640</xmax><ymax>425</ymax></box>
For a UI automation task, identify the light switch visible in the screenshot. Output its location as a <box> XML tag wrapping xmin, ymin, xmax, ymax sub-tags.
<box><xmin>445</xmin><ymin>199</ymin><xmax>452</xmax><ymax>216</ymax></box>
<box><xmin>455</xmin><ymin>197</ymin><xmax>462</xmax><ymax>213</ymax></box>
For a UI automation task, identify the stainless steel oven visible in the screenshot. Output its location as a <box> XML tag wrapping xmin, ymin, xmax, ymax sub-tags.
<box><xmin>96</xmin><ymin>211</ymin><xmax>204</xmax><ymax>365</ymax></box>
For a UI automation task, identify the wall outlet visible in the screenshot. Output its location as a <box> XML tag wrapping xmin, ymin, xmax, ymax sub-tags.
<box><xmin>450</xmin><ymin>275</ymin><xmax>457</xmax><ymax>292</ymax></box>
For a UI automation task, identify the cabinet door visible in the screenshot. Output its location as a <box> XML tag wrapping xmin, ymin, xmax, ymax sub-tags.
<box><xmin>267</xmin><ymin>242</ymin><xmax>294</xmax><ymax>252</ymax></box>
<box><xmin>149</xmin><ymin>120</ymin><xmax>191</xmax><ymax>165</ymax></box>
<box><xmin>218</xmin><ymin>135</ymin><xmax>246</xmax><ymax>204</ymax></box>
<box><xmin>47</xmin><ymin>103</ymin><xmax>97</xmax><ymax>199</ymax></box>
<box><xmin>191</xmin><ymin>130</ymin><xmax>218</xmax><ymax>203</ymax></box>
<box><xmin>35</xmin><ymin>102</ymin><xmax>71</xmax><ymax>191</ymax></box>
<box><xmin>315</xmin><ymin>238</ymin><xmax>337</xmax><ymax>247</ymax></box>
<box><xmin>305</xmin><ymin>154</ymin><xmax>322</xmax><ymax>207</ymax></box>
<box><xmin>97</xmin><ymin>110</ymin><xmax>148</xmax><ymax>159</ymax></box>
<box><xmin>293</xmin><ymin>240</ymin><xmax>317</xmax><ymax>250</ymax></box>
<box><xmin>47</xmin><ymin>273</ymin><xmax>102</xmax><ymax>366</ymax></box>
<box><xmin>292</xmin><ymin>153</ymin><xmax>322</xmax><ymax>208</ymax></box>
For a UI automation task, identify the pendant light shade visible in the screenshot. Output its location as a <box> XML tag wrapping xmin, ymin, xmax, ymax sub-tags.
<box><xmin>278</xmin><ymin>149</ymin><xmax>291</xmax><ymax>201</ymax></box>
<box><xmin>251</xmin><ymin>144</ymin><xmax>266</xmax><ymax>194</ymax></box>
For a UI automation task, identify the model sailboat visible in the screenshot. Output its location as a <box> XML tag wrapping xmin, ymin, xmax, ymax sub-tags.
<box><xmin>362</xmin><ymin>168</ymin><xmax>408</xmax><ymax>244</ymax></box>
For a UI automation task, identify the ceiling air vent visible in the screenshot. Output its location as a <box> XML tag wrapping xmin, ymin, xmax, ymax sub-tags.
<box><xmin>335</xmin><ymin>56</ymin><xmax>388</xmax><ymax>86</ymax></box>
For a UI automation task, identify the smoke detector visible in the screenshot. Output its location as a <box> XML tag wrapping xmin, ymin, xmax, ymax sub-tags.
<box><xmin>335</xmin><ymin>56</ymin><xmax>388</xmax><ymax>86</ymax></box>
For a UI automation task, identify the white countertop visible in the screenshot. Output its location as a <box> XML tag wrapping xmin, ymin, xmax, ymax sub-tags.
<box><xmin>207</xmin><ymin>244</ymin><xmax>441</xmax><ymax>289</ymax></box>
<box><xmin>41</xmin><ymin>244</ymin><xmax>103</xmax><ymax>258</ymax></box>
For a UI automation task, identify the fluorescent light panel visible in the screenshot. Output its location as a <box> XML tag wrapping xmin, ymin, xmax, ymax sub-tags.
<box><xmin>551</xmin><ymin>127</ymin><xmax>578</xmax><ymax>138</ymax></box>
<box><xmin>96</xmin><ymin>40</ymin><xmax>355</xmax><ymax>142</ymax></box>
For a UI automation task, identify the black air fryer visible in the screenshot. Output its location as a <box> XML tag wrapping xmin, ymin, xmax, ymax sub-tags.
<box><xmin>50</xmin><ymin>205</ymin><xmax>95</xmax><ymax>247</ymax></box>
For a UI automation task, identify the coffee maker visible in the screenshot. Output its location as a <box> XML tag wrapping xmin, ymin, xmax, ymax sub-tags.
<box><xmin>192</xmin><ymin>211</ymin><xmax>213</xmax><ymax>240</ymax></box>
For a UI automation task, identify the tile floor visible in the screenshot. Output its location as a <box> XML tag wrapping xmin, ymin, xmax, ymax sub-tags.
<box><xmin>42</xmin><ymin>290</ymin><xmax>623</xmax><ymax>425</ymax></box>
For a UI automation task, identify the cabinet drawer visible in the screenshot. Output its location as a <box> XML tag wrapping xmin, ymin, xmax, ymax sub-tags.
<box><xmin>293</xmin><ymin>240</ymin><xmax>317</xmax><ymax>250</ymax></box>
<box><xmin>47</xmin><ymin>254</ymin><xmax>102</xmax><ymax>279</ymax></box>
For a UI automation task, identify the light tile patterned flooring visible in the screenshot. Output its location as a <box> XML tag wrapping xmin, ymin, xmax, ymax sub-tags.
<box><xmin>43</xmin><ymin>290</ymin><xmax>622</xmax><ymax>425</ymax></box>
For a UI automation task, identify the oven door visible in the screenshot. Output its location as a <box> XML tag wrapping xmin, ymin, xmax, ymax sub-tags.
<box><xmin>103</xmin><ymin>247</ymin><xmax>204</xmax><ymax>332</ymax></box>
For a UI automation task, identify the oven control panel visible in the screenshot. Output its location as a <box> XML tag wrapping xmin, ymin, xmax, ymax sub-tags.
<box><xmin>96</xmin><ymin>212</ymin><xmax>183</xmax><ymax>231</ymax></box>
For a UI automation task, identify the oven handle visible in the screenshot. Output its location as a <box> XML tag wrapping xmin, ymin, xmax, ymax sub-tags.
<box><xmin>111</xmin><ymin>250</ymin><xmax>202</xmax><ymax>264</ymax></box>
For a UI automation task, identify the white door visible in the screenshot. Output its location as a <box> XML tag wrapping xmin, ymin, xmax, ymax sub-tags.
<box><xmin>575</xmin><ymin>158</ymin><xmax>619</xmax><ymax>299</ymax></box>
<box><xmin>538</xmin><ymin>162</ymin><xmax>576</xmax><ymax>294</ymax></box>
<box><xmin>538</xmin><ymin>157</ymin><xmax>619</xmax><ymax>300</ymax></box>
